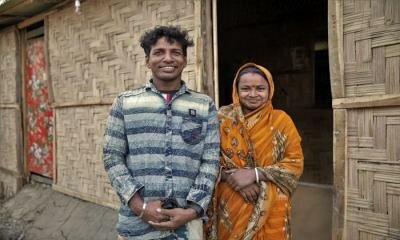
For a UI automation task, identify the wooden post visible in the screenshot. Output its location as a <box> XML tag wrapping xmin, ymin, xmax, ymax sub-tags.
<box><xmin>332</xmin><ymin>109</ymin><xmax>346</xmax><ymax>240</ymax></box>
<box><xmin>201</xmin><ymin>0</ymin><xmax>215</xmax><ymax>99</ymax></box>
<box><xmin>328</xmin><ymin>0</ymin><xmax>344</xmax><ymax>99</ymax></box>
<box><xmin>329</xmin><ymin>0</ymin><xmax>346</xmax><ymax>239</ymax></box>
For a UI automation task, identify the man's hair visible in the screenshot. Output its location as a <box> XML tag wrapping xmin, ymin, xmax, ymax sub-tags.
<box><xmin>139</xmin><ymin>25</ymin><xmax>194</xmax><ymax>57</ymax></box>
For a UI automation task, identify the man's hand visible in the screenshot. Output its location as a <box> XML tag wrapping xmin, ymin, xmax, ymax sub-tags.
<box><xmin>129</xmin><ymin>194</ymin><xmax>168</xmax><ymax>223</ymax></box>
<box><xmin>224</xmin><ymin>168</ymin><xmax>256</xmax><ymax>191</ymax></box>
<box><xmin>142</xmin><ymin>200</ymin><xmax>171</xmax><ymax>223</ymax></box>
<box><xmin>148</xmin><ymin>208</ymin><xmax>197</xmax><ymax>231</ymax></box>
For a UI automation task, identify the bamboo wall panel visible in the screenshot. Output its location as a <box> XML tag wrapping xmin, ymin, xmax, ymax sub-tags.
<box><xmin>48</xmin><ymin>0</ymin><xmax>201</xmax><ymax>104</ymax></box>
<box><xmin>346</xmin><ymin>107</ymin><xmax>400</xmax><ymax>239</ymax></box>
<box><xmin>48</xmin><ymin>0</ymin><xmax>202</xmax><ymax>206</ymax></box>
<box><xmin>343</xmin><ymin>0</ymin><xmax>400</xmax><ymax>97</ymax></box>
<box><xmin>0</xmin><ymin>108</ymin><xmax>21</xmax><ymax>199</ymax></box>
<box><xmin>55</xmin><ymin>106</ymin><xmax>119</xmax><ymax>207</ymax></box>
<box><xmin>0</xmin><ymin>27</ymin><xmax>22</xmax><ymax>198</ymax></box>
<box><xmin>0</xmin><ymin>109</ymin><xmax>19</xmax><ymax>173</ymax></box>
<box><xmin>0</xmin><ymin>27</ymin><xmax>17</xmax><ymax>103</ymax></box>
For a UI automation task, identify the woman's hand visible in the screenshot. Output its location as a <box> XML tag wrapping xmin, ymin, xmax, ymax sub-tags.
<box><xmin>224</xmin><ymin>168</ymin><xmax>256</xmax><ymax>191</ymax></box>
<box><xmin>220</xmin><ymin>170</ymin><xmax>231</xmax><ymax>182</ymax></box>
<box><xmin>240</xmin><ymin>183</ymin><xmax>260</xmax><ymax>203</ymax></box>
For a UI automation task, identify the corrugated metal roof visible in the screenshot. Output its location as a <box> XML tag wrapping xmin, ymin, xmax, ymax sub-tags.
<box><xmin>0</xmin><ymin>0</ymin><xmax>64</xmax><ymax>29</ymax></box>
<box><xmin>0</xmin><ymin>0</ymin><xmax>13</xmax><ymax>6</ymax></box>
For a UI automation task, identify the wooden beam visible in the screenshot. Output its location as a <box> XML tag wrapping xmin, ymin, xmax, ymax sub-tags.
<box><xmin>194</xmin><ymin>0</ymin><xmax>203</xmax><ymax>93</ymax></box>
<box><xmin>328</xmin><ymin>0</ymin><xmax>345</xmax><ymax>99</ymax></box>
<box><xmin>14</xmin><ymin>27</ymin><xmax>24</xmax><ymax>181</ymax></box>
<box><xmin>20</xmin><ymin>27</ymin><xmax>29</xmax><ymax>178</ymax></box>
<box><xmin>332</xmin><ymin>108</ymin><xmax>346</xmax><ymax>240</ymax></box>
<box><xmin>212</xmin><ymin>0</ymin><xmax>219</xmax><ymax>107</ymax></box>
<box><xmin>17</xmin><ymin>10</ymin><xmax>56</xmax><ymax>29</ymax></box>
<box><xmin>52</xmin><ymin>99</ymin><xmax>114</xmax><ymax>108</ymax></box>
<box><xmin>16</xmin><ymin>0</ymin><xmax>70</xmax><ymax>29</ymax></box>
<box><xmin>201</xmin><ymin>0</ymin><xmax>215</xmax><ymax>99</ymax></box>
<box><xmin>332</xmin><ymin>94</ymin><xmax>400</xmax><ymax>109</ymax></box>
<box><xmin>0</xmin><ymin>103</ymin><xmax>20</xmax><ymax>109</ymax></box>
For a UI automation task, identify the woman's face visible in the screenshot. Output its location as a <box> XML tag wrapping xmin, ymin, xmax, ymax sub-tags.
<box><xmin>237</xmin><ymin>72</ymin><xmax>269</xmax><ymax>114</ymax></box>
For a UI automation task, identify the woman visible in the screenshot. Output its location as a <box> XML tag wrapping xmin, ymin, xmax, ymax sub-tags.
<box><xmin>206</xmin><ymin>63</ymin><xmax>303</xmax><ymax>240</ymax></box>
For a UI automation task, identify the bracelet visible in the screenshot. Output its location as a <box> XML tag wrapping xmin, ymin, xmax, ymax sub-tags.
<box><xmin>255</xmin><ymin>168</ymin><xmax>260</xmax><ymax>184</ymax></box>
<box><xmin>138</xmin><ymin>202</ymin><xmax>147</xmax><ymax>218</ymax></box>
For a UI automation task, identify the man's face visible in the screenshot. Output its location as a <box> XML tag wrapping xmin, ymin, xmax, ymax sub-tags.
<box><xmin>146</xmin><ymin>37</ymin><xmax>187</xmax><ymax>83</ymax></box>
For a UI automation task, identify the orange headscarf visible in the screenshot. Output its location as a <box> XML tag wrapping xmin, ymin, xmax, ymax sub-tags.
<box><xmin>206</xmin><ymin>63</ymin><xmax>303</xmax><ymax>240</ymax></box>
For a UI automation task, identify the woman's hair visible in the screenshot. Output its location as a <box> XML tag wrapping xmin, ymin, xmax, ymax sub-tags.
<box><xmin>139</xmin><ymin>25</ymin><xmax>194</xmax><ymax>57</ymax></box>
<box><xmin>236</xmin><ymin>66</ymin><xmax>268</xmax><ymax>88</ymax></box>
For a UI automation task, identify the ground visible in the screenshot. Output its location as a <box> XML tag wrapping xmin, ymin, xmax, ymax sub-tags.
<box><xmin>0</xmin><ymin>182</ymin><xmax>332</xmax><ymax>240</ymax></box>
<box><xmin>0</xmin><ymin>183</ymin><xmax>117</xmax><ymax>240</ymax></box>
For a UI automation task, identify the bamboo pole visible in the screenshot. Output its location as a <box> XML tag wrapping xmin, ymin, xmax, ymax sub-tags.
<box><xmin>333</xmin><ymin>94</ymin><xmax>400</xmax><ymax>109</ymax></box>
<box><xmin>212</xmin><ymin>0</ymin><xmax>219</xmax><ymax>108</ymax></box>
<box><xmin>328</xmin><ymin>0</ymin><xmax>345</xmax><ymax>99</ymax></box>
<box><xmin>52</xmin><ymin>99</ymin><xmax>114</xmax><ymax>108</ymax></box>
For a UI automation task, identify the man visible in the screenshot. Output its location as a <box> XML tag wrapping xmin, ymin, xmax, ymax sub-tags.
<box><xmin>103</xmin><ymin>25</ymin><xmax>219</xmax><ymax>240</ymax></box>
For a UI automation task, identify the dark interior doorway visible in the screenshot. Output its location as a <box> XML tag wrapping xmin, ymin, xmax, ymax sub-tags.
<box><xmin>217</xmin><ymin>0</ymin><xmax>332</xmax><ymax>185</ymax></box>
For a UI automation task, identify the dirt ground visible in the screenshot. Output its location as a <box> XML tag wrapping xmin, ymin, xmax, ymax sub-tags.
<box><xmin>0</xmin><ymin>183</ymin><xmax>117</xmax><ymax>240</ymax></box>
<box><xmin>0</xmin><ymin>182</ymin><xmax>332</xmax><ymax>240</ymax></box>
<box><xmin>0</xmin><ymin>200</ymin><xmax>24</xmax><ymax>240</ymax></box>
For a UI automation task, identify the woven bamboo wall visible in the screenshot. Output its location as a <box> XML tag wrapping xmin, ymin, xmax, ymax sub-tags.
<box><xmin>343</xmin><ymin>0</ymin><xmax>400</xmax><ymax>239</ymax></box>
<box><xmin>0</xmin><ymin>28</ymin><xmax>18</xmax><ymax>104</ymax></box>
<box><xmin>346</xmin><ymin>108</ymin><xmax>400</xmax><ymax>239</ymax></box>
<box><xmin>0</xmin><ymin>27</ymin><xmax>22</xmax><ymax>198</ymax></box>
<box><xmin>48</xmin><ymin>0</ymin><xmax>201</xmax><ymax>103</ymax></box>
<box><xmin>343</xmin><ymin>0</ymin><xmax>400</xmax><ymax>97</ymax></box>
<box><xmin>53</xmin><ymin>106</ymin><xmax>119</xmax><ymax>207</ymax></box>
<box><xmin>48</xmin><ymin>0</ymin><xmax>203</xmax><ymax>207</ymax></box>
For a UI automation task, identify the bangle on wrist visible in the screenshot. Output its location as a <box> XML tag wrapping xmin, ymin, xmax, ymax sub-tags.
<box><xmin>138</xmin><ymin>202</ymin><xmax>147</xmax><ymax>218</ymax></box>
<box><xmin>255</xmin><ymin>168</ymin><xmax>260</xmax><ymax>184</ymax></box>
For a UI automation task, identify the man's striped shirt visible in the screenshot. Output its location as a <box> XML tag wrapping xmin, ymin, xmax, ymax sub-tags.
<box><xmin>103</xmin><ymin>81</ymin><xmax>220</xmax><ymax>239</ymax></box>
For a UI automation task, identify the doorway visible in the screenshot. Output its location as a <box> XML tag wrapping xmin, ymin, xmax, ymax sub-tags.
<box><xmin>24</xmin><ymin>21</ymin><xmax>54</xmax><ymax>180</ymax></box>
<box><xmin>216</xmin><ymin>0</ymin><xmax>332</xmax><ymax>239</ymax></box>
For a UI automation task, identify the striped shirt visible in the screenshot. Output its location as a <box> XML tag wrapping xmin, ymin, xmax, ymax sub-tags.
<box><xmin>103</xmin><ymin>80</ymin><xmax>220</xmax><ymax>239</ymax></box>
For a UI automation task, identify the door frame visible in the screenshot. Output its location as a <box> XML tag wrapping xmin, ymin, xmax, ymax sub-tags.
<box><xmin>18</xmin><ymin>15</ymin><xmax>55</xmax><ymax>183</ymax></box>
<box><xmin>328</xmin><ymin>1</ymin><xmax>346</xmax><ymax>239</ymax></box>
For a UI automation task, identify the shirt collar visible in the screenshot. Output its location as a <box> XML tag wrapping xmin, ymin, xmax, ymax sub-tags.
<box><xmin>145</xmin><ymin>79</ymin><xmax>190</xmax><ymax>95</ymax></box>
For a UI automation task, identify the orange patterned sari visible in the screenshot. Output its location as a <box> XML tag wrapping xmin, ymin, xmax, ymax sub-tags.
<box><xmin>206</xmin><ymin>63</ymin><xmax>304</xmax><ymax>240</ymax></box>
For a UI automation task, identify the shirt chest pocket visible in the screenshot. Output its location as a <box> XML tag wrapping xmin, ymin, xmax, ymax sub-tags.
<box><xmin>181</xmin><ymin>116</ymin><xmax>205</xmax><ymax>145</ymax></box>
